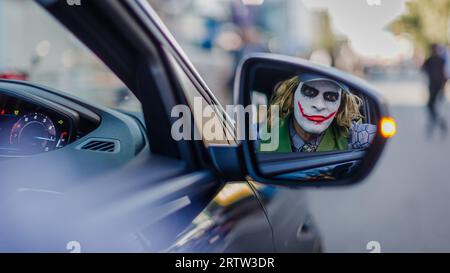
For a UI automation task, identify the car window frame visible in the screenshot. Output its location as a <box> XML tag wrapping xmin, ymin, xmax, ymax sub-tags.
<box><xmin>134</xmin><ymin>0</ymin><xmax>237</xmax><ymax>143</ymax></box>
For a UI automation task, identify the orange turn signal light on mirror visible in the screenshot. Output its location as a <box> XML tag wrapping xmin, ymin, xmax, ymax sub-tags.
<box><xmin>380</xmin><ymin>117</ymin><xmax>396</xmax><ymax>138</ymax></box>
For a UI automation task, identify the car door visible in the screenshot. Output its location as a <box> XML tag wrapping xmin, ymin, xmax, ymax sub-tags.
<box><xmin>248</xmin><ymin>182</ymin><xmax>322</xmax><ymax>252</ymax></box>
<box><xmin>14</xmin><ymin>0</ymin><xmax>273</xmax><ymax>252</ymax></box>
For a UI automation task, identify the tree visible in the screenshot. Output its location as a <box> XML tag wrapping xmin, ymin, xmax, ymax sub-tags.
<box><xmin>390</xmin><ymin>0</ymin><xmax>450</xmax><ymax>54</ymax></box>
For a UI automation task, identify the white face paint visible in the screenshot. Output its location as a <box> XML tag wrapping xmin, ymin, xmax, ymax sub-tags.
<box><xmin>293</xmin><ymin>79</ymin><xmax>342</xmax><ymax>135</ymax></box>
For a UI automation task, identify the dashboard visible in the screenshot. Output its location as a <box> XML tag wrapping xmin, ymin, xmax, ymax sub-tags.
<box><xmin>0</xmin><ymin>80</ymin><xmax>145</xmax><ymax>160</ymax></box>
<box><xmin>0</xmin><ymin>94</ymin><xmax>73</xmax><ymax>155</ymax></box>
<box><xmin>0</xmin><ymin>80</ymin><xmax>151</xmax><ymax>250</ymax></box>
<box><xmin>0</xmin><ymin>79</ymin><xmax>148</xmax><ymax>209</ymax></box>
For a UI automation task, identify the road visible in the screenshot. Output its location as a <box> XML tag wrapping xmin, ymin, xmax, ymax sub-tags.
<box><xmin>307</xmin><ymin>79</ymin><xmax>450</xmax><ymax>252</ymax></box>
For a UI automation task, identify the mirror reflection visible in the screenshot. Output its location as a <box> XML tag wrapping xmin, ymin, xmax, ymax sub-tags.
<box><xmin>253</xmin><ymin>73</ymin><xmax>377</xmax><ymax>154</ymax></box>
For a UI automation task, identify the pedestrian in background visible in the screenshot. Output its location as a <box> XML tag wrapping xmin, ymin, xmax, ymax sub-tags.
<box><xmin>422</xmin><ymin>44</ymin><xmax>448</xmax><ymax>137</ymax></box>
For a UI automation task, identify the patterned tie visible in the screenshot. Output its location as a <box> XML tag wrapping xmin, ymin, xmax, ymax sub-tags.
<box><xmin>300</xmin><ymin>143</ymin><xmax>318</xmax><ymax>152</ymax></box>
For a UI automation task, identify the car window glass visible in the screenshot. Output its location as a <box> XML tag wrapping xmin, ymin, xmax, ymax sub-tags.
<box><xmin>0</xmin><ymin>1</ymin><xmax>142</xmax><ymax>113</ymax></box>
<box><xmin>164</xmin><ymin>50</ymin><xmax>232</xmax><ymax>146</ymax></box>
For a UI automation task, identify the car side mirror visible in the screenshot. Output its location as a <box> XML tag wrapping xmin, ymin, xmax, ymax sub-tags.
<box><xmin>209</xmin><ymin>53</ymin><xmax>394</xmax><ymax>187</ymax></box>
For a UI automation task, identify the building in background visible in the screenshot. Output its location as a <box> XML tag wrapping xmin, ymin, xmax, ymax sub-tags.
<box><xmin>148</xmin><ymin>0</ymin><xmax>320</xmax><ymax>103</ymax></box>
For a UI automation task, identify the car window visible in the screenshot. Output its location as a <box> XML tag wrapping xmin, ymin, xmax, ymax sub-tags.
<box><xmin>0</xmin><ymin>1</ymin><xmax>142</xmax><ymax>113</ymax></box>
<box><xmin>148</xmin><ymin>0</ymin><xmax>238</xmax><ymax>106</ymax></box>
<box><xmin>164</xmin><ymin>49</ymin><xmax>233</xmax><ymax>146</ymax></box>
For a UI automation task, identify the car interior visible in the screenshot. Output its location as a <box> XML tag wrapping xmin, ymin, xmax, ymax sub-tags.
<box><xmin>0</xmin><ymin>80</ymin><xmax>147</xmax><ymax>167</ymax></box>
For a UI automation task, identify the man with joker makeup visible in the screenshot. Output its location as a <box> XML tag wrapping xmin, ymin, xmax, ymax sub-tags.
<box><xmin>259</xmin><ymin>74</ymin><xmax>377</xmax><ymax>153</ymax></box>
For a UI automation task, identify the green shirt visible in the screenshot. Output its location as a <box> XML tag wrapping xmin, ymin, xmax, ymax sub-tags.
<box><xmin>259</xmin><ymin>115</ymin><xmax>349</xmax><ymax>153</ymax></box>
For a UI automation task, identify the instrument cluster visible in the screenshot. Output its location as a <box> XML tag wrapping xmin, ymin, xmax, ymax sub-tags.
<box><xmin>0</xmin><ymin>93</ymin><xmax>72</xmax><ymax>155</ymax></box>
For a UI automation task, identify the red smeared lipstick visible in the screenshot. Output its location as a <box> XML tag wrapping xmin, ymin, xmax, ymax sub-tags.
<box><xmin>298</xmin><ymin>101</ymin><xmax>336</xmax><ymax>124</ymax></box>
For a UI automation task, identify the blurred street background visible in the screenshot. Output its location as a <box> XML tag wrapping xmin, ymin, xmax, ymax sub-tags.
<box><xmin>1</xmin><ymin>0</ymin><xmax>450</xmax><ymax>252</ymax></box>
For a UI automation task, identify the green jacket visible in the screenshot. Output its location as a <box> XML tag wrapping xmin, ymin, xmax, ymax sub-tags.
<box><xmin>259</xmin><ymin>115</ymin><xmax>349</xmax><ymax>152</ymax></box>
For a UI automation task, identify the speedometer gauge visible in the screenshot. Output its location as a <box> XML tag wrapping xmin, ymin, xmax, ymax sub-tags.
<box><xmin>10</xmin><ymin>113</ymin><xmax>58</xmax><ymax>153</ymax></box>
<box><xmin>0</xmin><ymin>93</ymin><xmax>76</xmax><ymax>156</ymax></box>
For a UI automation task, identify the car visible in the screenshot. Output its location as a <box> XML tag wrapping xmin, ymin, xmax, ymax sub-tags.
<box><xmin>0</xmin><ymin>0</ymin><xmax>391</xmax><ymax>252</ymax></box>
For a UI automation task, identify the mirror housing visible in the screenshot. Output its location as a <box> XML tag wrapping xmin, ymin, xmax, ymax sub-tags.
<box><xmin>209</xmin><ymin>53</ymin><xmax>392</xmax><ymax>187</ymax></box>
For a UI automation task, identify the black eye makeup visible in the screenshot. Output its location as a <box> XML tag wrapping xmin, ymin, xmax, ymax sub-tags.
<box><xmin>301</xmin><ymin>84</ymin><xmax>319</xmax><ymax>98</ymax></box>
<box><xmin>323</xmin><ymin>91</ymin><xmax>340</xmax><ymax>102</ymax></box>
